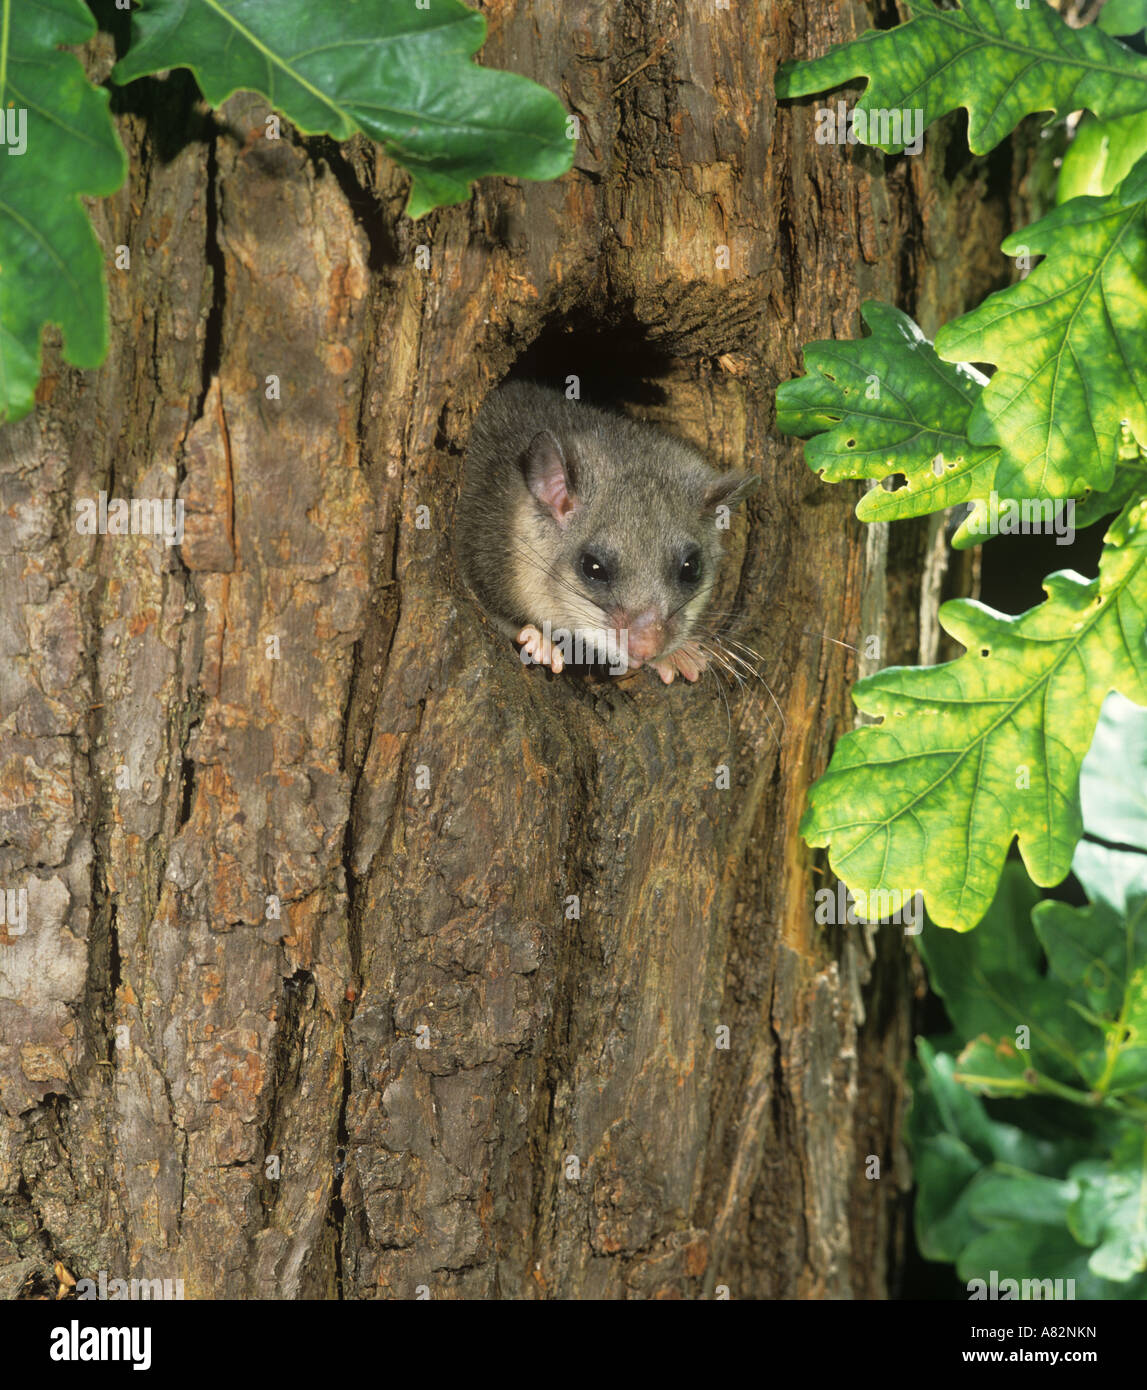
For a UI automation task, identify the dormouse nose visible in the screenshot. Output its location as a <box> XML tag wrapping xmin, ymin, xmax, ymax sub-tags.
<box><xmin>612</xmin><ymin>606</ymin><xmax>666</xmax><ymax>661</ymax></box>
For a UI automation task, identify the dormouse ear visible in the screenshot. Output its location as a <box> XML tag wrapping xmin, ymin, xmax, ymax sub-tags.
<box><xmin>704</xmin><ymin>469</ymin><xmax>759</xmax><ymax>512</ymax></box>
<box><xmin>522</xmin><ymin>429</ymin><xmax>579</xmax><ymax>525</ymax></box>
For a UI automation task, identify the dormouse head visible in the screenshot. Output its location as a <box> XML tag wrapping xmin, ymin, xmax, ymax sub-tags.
<box><xmin>517</xmin><ymin>418</ymin><xmax>757</xmax><ymax>668</ymax></box>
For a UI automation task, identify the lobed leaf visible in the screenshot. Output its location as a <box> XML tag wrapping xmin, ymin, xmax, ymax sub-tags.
<box><xmin>801</xmin><ymin>499</ymin><xmax>1147</xmax><ymax>931</ymax></box>
<box><xmin>1057</xmin><ymin>113</ymin><xmax>1147</xmax><ymax>204</ymax></box>
<box><xmin>956</xmin><ymin>1222</ymin><xmax>1140</xmax><ymax>1299</ymax></box>
<box><xmin>774</xmin><ymin>302</ymin><xmax>1000</xmax><ymax>530</ymax></box>
<box><xmin>909</xmin><ymin>1039</ymin><xmax>1052</xmax><ymax>1261</ymax></box>
<box><xmin>908</xmin><ymin>1036</ymin><xmax>1098</xmax><ymax>1268</ymax></box>
<box><xmin>776</xmin><ymin>0</ymin><xmax>1147</xmax><ymax>156</ymax></box>
<box><xmin>920</xmin><ymin>863</ymin><xmax>1101</xmax><ymax>1097</ymax></box>
<box><xmin>773</xmin><ymin>299</ymin><xmax>1134</xmax><ymax>548</ymax></box>
<box><xmin>936</xmin><ymin>158</ymin><xmax>1147</xmax><ymax>501</ymax></box>
<box><xmin>1069</xmin><ymin>1130</ymin><xmax>1147</xmax><ymax>1281</ymax></box>
<box><xmin>910</xmin><ymin>852</ymin><xmax>1147</xmax><ymax>1294</ymax></box>
<box><xmin>113</xmin><ymin>0</ymin><xmax>574</xmax><ymax>217</ymax></box>
<box><xmin>0</xmin><ymin>0</ymin><xmax>127</xmax><ymax>423</ymax></box>
<box><xmin>1078</xmin><ymin>692</ymin><xmax>1147</xmax><ymax>853</ymax></box>
<box><xmin>1099</xmin><ymin>0</ymin><xmax>1147</xmax><ymax>39</ymax></box>
<box><xmin>1071</xmin><ymin>452</ymin><xmax>1147</xmax><ymax>532</ymax></box>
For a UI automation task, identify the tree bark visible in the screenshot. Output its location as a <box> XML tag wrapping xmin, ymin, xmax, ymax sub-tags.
<box><xmin>1</xmin><ymin>1</ymin><xmax>1015</xmax><ymax>1300</ymax></box>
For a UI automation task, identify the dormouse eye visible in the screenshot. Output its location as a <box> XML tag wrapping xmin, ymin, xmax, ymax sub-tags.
<box><xmin>580</xmin><ymin>551</ymin><xmax>612</xmax><ymax>585</ymax></box>
<box><xmin>679</xmin><ymin>548</ymin><xmax>702</xmax><ymax>585</ymax></box>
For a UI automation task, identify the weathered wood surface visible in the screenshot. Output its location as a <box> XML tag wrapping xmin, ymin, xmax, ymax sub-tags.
<box><xmin>0</xmin><ymin>2</ymin><xmax>1014</xmax><ymax>1299</ymax></box>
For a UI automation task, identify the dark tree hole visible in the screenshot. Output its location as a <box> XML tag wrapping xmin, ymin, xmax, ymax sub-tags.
<box><xmin>506</xmin><ymin>307</ymin><xmax>678</xmax><ymax>412</ymax></box>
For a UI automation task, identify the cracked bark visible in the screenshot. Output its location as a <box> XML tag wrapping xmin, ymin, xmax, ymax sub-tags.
<box><xmin>1</xmin><ymin>3</ymin><xmax>1017</xmax><ymax>1299</ymax></box>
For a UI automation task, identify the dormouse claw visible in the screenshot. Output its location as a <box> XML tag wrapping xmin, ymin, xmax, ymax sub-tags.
<box><xmin>518</xmin><ymin>625</ymin><xmax>565</xmax><ymax>674</ymax></box>
<box><xmin>648</xmin><ymin>641</ymin><xmax>708</xmax><ymax>685</ymax></box>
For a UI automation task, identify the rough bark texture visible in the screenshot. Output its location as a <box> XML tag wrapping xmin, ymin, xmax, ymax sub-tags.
<box><xmin>1</xmin><ymin>1</ymin><xmax>1016</xmax><ymax>1299</ymax></box>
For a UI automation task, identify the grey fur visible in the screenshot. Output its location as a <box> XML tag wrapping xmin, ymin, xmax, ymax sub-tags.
<box><xmin>455</xmin><ymin>380</ymin><xmax>756</xmax><ymax>658</ymax></box>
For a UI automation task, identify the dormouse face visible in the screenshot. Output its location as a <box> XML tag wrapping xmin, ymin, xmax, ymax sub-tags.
<box><xmin>562</xmin><ymin>498</ymin><xmax>717</xmax><ymax>662</ymax></box>
<box><xmin>516</xmin><ymin>424</ymin><xmax>756</xmax><ymax>667</ymax></box>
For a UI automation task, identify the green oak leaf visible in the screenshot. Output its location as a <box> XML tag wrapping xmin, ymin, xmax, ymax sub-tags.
<box><xmin>935</xmin><ymin>161</ymin><xmax>1147</xmax><ymax>499</ymax></box>
<box><xmin>920</xmin><ymin>863</ymin><xmax>1099</xmax><ymax>1096</ymax></box>
<box><xmin>773</xmin><ymin>300</ymin><xmax>1126</xmax><ymax>547</ymax></box>
<box><xmin>1099</xmin><ymin>0</ymin><xmax>1147</xmax><ymax>38</ymax></box>
<box><xmin>919</xmin><ymin>861</ymin><xmax>1044</xmax><ymax>1024</ymax></box>
<box><xmin>914</xmin><ymin>1035</ymin><xmax>1061</xmax><ymax>1172</ymax></box>
<box><xmin>1078</xmin><ymin>692</ymin><xmax>1147</xmax><ymax>852</ymax></box>
<box><xmin>113</xmin><ymin>0</ymin><xmax>573</xmax><ymax>218</ymax></box>
<box><xmin>775</xmin><ymin>0</ymin><xmax>1147</xmax><ymax>156</ymax></box>
<box><xmin>911</xmin><ymin>1047</ymin><xmax>1147</xmax><ymax>1296</ymax></box>
<box><xmin>957</xmin><ymin>1221</ymin><xmax>1144</xmax><ymax>1299</ymax></box>
<box><xmin>909</xmin><ymin>1038</ymin><xmax>1067</xmax><ymax>1261</ymax></box>
<box><xmin>1035</xmin><ymin>901</ymin><xmax>1145</xmax><ymax>1024</ymax></box>
<box><xmin>954</xmin><ymin>1035</ymin><xmax>1040</xmax><ymax>1097</ymax></box>
<box><xmin>911</xmin><ymin>766</ymin><xmax>1147</xmax><ymax>1295</ymax></box>
<box><xmin>1122</xmin><ymin>149</ymin><xmax>1147</xmax><ymax>206</ymax></box>
<box><xmin>1058</xmin><ymin>113</ymin><xmax>1147</xmax><ymax>203</ymax></box>
<box><xmin>1068</xmin><ymin>1129</ymin><xmax>1147</xmax><ymax>1280</ymax></box>
<box><xmin>0</xmin><ymin>0</ymin><xmax>127</xmax><ymax>423</ymax></box>
<box><xmin>911</xmin><ymin>1128</ymin><xmax>984</xmax><ymax>1262</ymax></box>
<box><xmin>1033</xmin><ymin>898</ymin><xmax>1147</xmax><ymax>1095</ymax></box>
<box><xmin>774</xmin><ymin>301</ymin><xmax>1000</xmax><ymax>527</ymax></box>
<box><xmin>908</xmin><ymin>1036</ymin><xmax>1107</xmax><ymax>1271</ymax></box>
<box><xmin>801</xmin><ymin>498</ymin><xmax>1147</xmax><ymax>931</ymax></box>
<box><xmin>1071</xmin><ymin>453</ymin><xmax>1147</xmax><ymax>531</ymax></box>
<box><xmin>1029</xmin><ymin>706</ymin><xmax>1147</xmax><ymax>1100</ymax></box>
<box><xmin>964</xmin><ymin>1169</ymin><xmax>1080</xmax><ymax>1231</ymax></box>
<box><xmin>1073</xmin><ymin>840</ymin><xmax>1147</xmax><ymax>930</ymax></box>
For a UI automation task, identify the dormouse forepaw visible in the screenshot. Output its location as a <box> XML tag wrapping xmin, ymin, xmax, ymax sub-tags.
<box><xmin>649</xmin><ymin>643</ymin><xmax>708</xmax><ymax>685</ymax></box>
<box><xmin>517</xmin><ymin>625</ymin><xmax>564</xmax><ymax>674</ymax></box>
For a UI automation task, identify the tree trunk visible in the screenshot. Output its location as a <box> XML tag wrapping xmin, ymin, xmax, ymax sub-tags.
<box><xmin>1</xmin><ymin>1</ymin><xmax>1015</xmax><ymax>1300</ymax></box>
